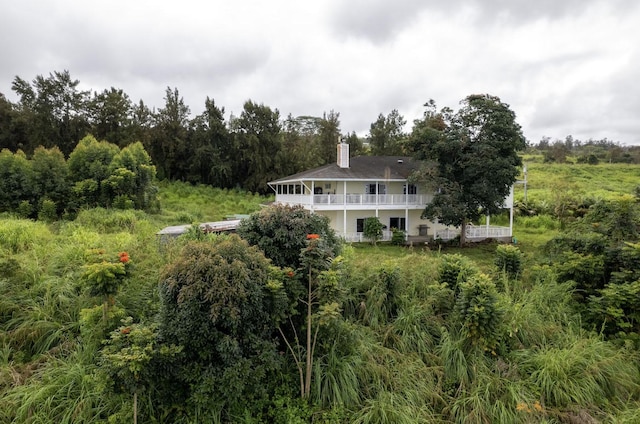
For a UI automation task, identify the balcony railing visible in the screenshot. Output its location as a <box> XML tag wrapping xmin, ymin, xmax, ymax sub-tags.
<box><xmin>276</xmin><ymin>193</ymin><xmax>431</xmax><ymax>207</ymax></box>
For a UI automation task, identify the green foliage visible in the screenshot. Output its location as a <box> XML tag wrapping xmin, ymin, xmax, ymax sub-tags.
<box><xmin>237</xmin><ymin>204</ymin><xmax>341</xmax><ymax>269</ymax></box>
<box><xmin>494</xmin><ymin>244</ymin><xmax>523</xmax><ymax>279</ymax></box>
<box><xmin>0</xmin><ymin>149</ymin><xmax>34</xmax><ymax>213</ymax></box>
<box><xmin>520</xmin><ymin>337</ymin><xmax>640</xmax><ymax>409</ymax></box>
<box><xmin>555</xmin><ymin>251</ymin><xmax>605</xmax><ymax>299</ymax></box>
<box><xmin>17</xmin><ymin>200</ymin><xmax>33</xmax><ymax>218</ymax></box>
<box><xmin>390</xmin><ymin>227</ymin><xmax>406</xmax><ymax>245</ymax></box>
<box><xmin>437</xmin><ymin>253</ymin><xmax>478</xmax><ymax>293</ymax></box>
<box><xmin>101</xmin><ymin>318</ymin><xmax>181</xmax><ymax>423</ymax></box>
<box><xmin>588</xmin><ymin>280</ymin><xmax>640</xmax><ymax>337</ymax></box>
<box><xmin>83</xmin><ymin>249</ymin><xmax>130</xmax><ymax>298</ymax></box>
<box><xmin>4</xmin><ymin>183</ymin><xmax>640</xmax><ymax>422</ymax></box>
<box><xmin>158</xmin><ymin>235</ymin><xmax>287</xmax><ymax>419</ymax></box>
<box><xmin>0</xmin><ymin>218</ymin><xmax>51</xmax><ymax>253</ymax></box>
<box><xmin>407</xmin><ymin>94</ymin><xmax>526</xmax><ymax>244</ymax></box>
<box><xmin>363</xmin><ymin>217</ymin><xmax>384</xmax><ymax>245</ymax></box>
<box><xmin>454</xmin><ymin>273</ymin><xmax>503</xmax><ymax>353</ymax></box>
<box><xmin>38</xmin><ymin>198</ymin><xmax>57</xmax><ymax>222</ymax></box>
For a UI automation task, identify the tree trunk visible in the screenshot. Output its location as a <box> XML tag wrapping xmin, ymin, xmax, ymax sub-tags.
<box><xmin>133</xmin><ymin>391</ymin><xmax>138</xmax><ymax>424</ymax></box>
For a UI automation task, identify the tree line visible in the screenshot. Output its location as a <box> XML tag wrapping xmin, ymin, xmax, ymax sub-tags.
<box><xmin>530</xmin><ymin>135</ymin><xmax>640</xmax><ymax>164</ymax></box>
<box><xmin>0</xmin><ymin>70</ymin><xmax>491</xmax><ymax>195</ymax></box>
<box><xmin>0</xmin><ymin>135</ymin><xmax>157</xmax><ymax>219</ymax></box>
<box><xmin>0</xmin><ymin>71</ymin><xmax>370</xmax><ymax>193</ymax></box>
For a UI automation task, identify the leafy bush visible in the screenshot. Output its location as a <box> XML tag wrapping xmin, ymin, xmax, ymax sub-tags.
<box><xmin>38</xmin><ymin>198</ymin><xmax>57</xmax><ymax>222</ymax></box>
<box><xmin>363</xmin><ymin>217</ymin><xmax>384</xmax><ymax>245</ymax></box>
<box><xmin>494</xmin><ymin>245</ymin><xmax>523</xmax><ymax>279</ymax></box>
<box><xmin>391</xmin><ymin>228</ymin><xmax>406</xmax><ymax>245</ymax></box>
<box><xmin>554</xmin><ymin>251</ymin><xmax>606</xmax><ymax>300</ymax></box>
<box><xmin>437</xmin><ymin>253</ymin><xmax>478</xmax><ymax>293</ymax></box>
<box><xmin>157</xmin><ymin>235</ymin><xmax>288</xmax><ymax>419</ymax></box>
<box><xmin>237</xmin><ymin>204</ymin><xmax>340</xmax><ymax>269</ymax></box>
<box><xmin>454</xmin><ymin>273</ymin><xmax>503</xmax><ymax>352</ymax></box>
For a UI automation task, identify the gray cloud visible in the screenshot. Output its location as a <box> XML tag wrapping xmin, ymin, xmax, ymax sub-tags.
<box><xmin>1</xmin><ymin>0</ymin><xmax>639</xmax><ymax>145</ymax></box>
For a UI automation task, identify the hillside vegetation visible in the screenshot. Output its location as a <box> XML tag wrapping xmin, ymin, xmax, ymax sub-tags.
<box><xmin>1</xmin><ymin>163</ymin><xmax>640</xmax><ymax>423</ymax></box>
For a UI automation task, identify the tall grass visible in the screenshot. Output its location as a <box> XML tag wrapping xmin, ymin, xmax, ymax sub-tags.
<box><xmin>0</xmin><ymin>219</ymin><xmax>52</xmax><ymax>254</ymax></box>
<box><xmin>1</xmin><ymin>347</ymin><xmax>110</xmax><ymax>424</ymax></box>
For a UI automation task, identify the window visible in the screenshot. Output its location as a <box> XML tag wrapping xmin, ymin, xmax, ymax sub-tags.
<box><xmin>389</xmin><ymin>217</ymin><xmax>406</xmax><ymax>231</ymax></box>
<box><xmin>356</xmin><ymin>218</ymin><xmax>365</xmax><ymax>233</ymax></box>
<box><xmin>365</xmin><ymin>183</ymin><xmax>386</xmax><ymax>194</ymax></box>
<box><xmin>404</xmin><ymin>184</ymin><xmax>417</xmax><ymax>195</ymax></box>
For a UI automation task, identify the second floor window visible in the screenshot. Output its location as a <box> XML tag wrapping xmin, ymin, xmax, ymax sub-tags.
<box><xmin>365</xmin><ymin>183</ymin><xmax>386</xmax><ymax>194</ymax></box>
<box><xmin>404</xmin><ymin>184</ymin><xmax>417</xmax><ymax>195</ymax></box>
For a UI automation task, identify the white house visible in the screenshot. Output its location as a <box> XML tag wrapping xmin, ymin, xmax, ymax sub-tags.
<box><xmin>268</xmin><ymin>143</ymin><xmax>514</xmax><ymax>243</ymax></box>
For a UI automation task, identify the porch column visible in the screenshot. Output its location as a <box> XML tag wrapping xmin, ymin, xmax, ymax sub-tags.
<box><xmin>311</xmin><ymin>181</ymin><xmax>315</xmax><ymax>211</ymax></box>
<box><xmin>405</xmin><ymin>208</ymin><xmax>409</xmax><ymax>240</ymax></box>
<box><xmin>343</xmin><ymin>181</ymin><xmax>348</xmax><ymax>239</ymax></box>
<box><xmin>343</xmin><ymin>208</ymin><xmax>347</xmax><ymax>239</ymax></box>
<box><xmin>509</xmin><ymin>205</ymin><xmax>514</xmax><ymax>238</ymax></box>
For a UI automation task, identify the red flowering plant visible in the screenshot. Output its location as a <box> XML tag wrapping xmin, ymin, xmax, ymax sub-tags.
<box><xmin>83</xmin><ymin>249</ymin><xmax>132</xmax><ymax>321</ymax></box>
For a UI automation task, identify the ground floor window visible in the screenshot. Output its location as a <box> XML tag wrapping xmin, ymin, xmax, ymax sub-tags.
<box><xmin>356</xmin><ymin>218</ymin><xmax>364</xmax><ymax>233</ymax></box>
<box><xmin>389</xmin><ymin>217</ymin><xmax>406</xmax><ymax>231</ymax></box>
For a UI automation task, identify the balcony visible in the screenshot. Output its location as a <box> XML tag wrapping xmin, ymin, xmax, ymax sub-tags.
<box><xmin>275</xmin><ymin>193</ymin><xmax>431</xmax><ymax>208</ymax></box>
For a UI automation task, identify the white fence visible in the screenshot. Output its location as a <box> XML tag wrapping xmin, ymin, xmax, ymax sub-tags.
<box><xmin>435</xmin><ymin>226</ymin><xmax>511</xmax><ymax>241</ymax></box>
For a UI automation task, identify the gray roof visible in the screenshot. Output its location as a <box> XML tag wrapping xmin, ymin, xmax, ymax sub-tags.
<box><xmin>269</xmin><ymin>156</ymin><xmax>421</xmax><ymax>184</ymax></box>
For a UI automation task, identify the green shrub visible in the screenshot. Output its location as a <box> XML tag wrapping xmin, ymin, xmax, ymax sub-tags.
<box><xmin>494</xmin><ymin>245</ymin><xmax>523</xmax><ymax>279</ymax></box>
<box><xmin>391</xmin><ymin>228</ymin><xmax>406</xmax><ymax>245</ymax></box>
<box><xmin>112</xmin><ymin>195</ymin><xmax>134</xmax><ymax>210</ymax></box>
<box><xmin>17</xmin><ymin>200</ymin><xmax>33</xmax><ymax>219</ymax></box>
<box><xmin>454</xmin><ymin>273</ymin><xmax>503</xmax><ymax>353</ymax></box>
<box><xmin>437</xmin><ymin>253</ymin><xmax>478</xmax><ymax>293</ymax></box>
<box><xmin>363</xmin><ymin>217</ymin><xmax>384</xmax><ymax>245</ymax></box>
<box><xmin>237</xmin><ymin>204</ymin><xmax>340</xmax><ymax>269</ymax></box>
<box><xmin>38</xmin><ymin>198</ymin><xmax>57</xmax><ymax>222</ymax></box>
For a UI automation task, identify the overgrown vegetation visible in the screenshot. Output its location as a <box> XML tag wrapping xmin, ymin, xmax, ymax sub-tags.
<box><xmin>2</xmin><ymin>163</ymin><xmax>640</xmax><ymax>422</ymax></box>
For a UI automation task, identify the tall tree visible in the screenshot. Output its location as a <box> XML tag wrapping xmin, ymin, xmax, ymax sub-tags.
<box><xmin>89</xmin><ymin>88</ymin><xmax>134</xmax><ymax>147</ymax></box>
<box><xmin>31</xmin><ymin>146</ymin><xmax>69</xmax><ymax>215</ymax></box>
<box><xmin>0</xmin><ymin>149</ymin><xmax>34</xmax><ymax>213</ymax></box>
<box><xmin>407</xmin><ymin>95</ymin><xmax>526</xmax><ymax>245</ymax></box>
<box><xmin>11</xmin><ymin>71</ymin><xmax>90</xmax><ymax>155</ymax></box>
<box><xmin>317</xmin><ymin>110</ymin><xmax>341</xmax><ymax>165</ymax></box>
<box><xmin>67</xmin><ymin>135</ymin><xmax>120</xmax><ymax>208</ymax></box>
<box><xmin>368</xmin><ymin>109</ymin><xmax>406</xmax><ymax>155</ymax></box>
<box><xmin>188</xmin><ymin>97</ymin><xmax>232</xmax><ymax>186</ymax></box>
<box><xmin>231</xmin><ymin>100</ymin><xmax>281</xmax><ymax>194</ymax></box>
<box><xmin>151</xmin><ymin>87</ymin><xmax>190</xmax><ymax>180</ymax></box>
<box><xmin>343</xmin><ymin>131</ymin><xmax>365</xmax><ymax>157</ymax></box>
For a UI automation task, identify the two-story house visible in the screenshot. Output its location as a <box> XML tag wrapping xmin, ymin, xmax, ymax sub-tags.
<box><xmin>268</xmin><ymin>143</ymin><xmax>513</xmax><ymax>243</ymax></box>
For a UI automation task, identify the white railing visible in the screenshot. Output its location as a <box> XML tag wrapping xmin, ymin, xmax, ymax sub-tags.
<box><xmin>342</xmin><ymin>231</ymin><xmax>393</xmax><ymax>243</ymax></box>
<box><xmin>435</xmin><ymin>226</ymin><xmax>511</xmax><ymax>241</ymax></box>
<box><xmin>278</xmin><ymin>194</ymin><xmax>431</xmax><ymax>207</ymax></box>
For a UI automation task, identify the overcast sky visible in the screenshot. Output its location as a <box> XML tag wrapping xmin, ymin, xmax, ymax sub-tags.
<box><xmin>2</xmin><ymin>0</ymin><xmax>639</xmax><ymax>145</ymax></box>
